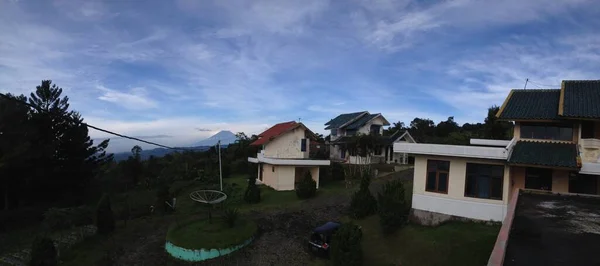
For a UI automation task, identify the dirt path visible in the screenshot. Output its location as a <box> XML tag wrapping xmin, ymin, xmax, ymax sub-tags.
<box><xmin>116</xmin><ymin>169</ymin><xmax>414</xmax><ymax>266</ymax></box>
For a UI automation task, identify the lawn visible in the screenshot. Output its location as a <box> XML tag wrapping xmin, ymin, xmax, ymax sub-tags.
<box><xmin>166</xmin><ymin>218</ymin><xmax>257</xmax><ymax>249</ymax></box>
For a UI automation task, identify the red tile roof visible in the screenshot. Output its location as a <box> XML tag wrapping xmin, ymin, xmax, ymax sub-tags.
<box><xmin>250</xmin><ymin>121</ymin><xmax>299</xmax><ymax>146</ymax></box>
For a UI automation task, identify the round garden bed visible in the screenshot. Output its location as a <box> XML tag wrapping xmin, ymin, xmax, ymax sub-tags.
<box><xmin>165</xmin><ymin>218</ymin><xmax>257</xmax><ymax>261</ymax></box>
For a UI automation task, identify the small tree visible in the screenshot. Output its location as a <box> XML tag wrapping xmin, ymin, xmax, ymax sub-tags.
<box><xmin>156</xmin><ymin>182</ymin><xmax>171</xmax><ymax>214</ymax></box>
<box><xmin>296</xmin><ymin>171</ymin><xmax>317</xmax><ymax>199</ymax></box>
<box><xmin>96</xmin><ymin>194</ymin><xmax>115</xmax><ymax>235</ymax></box>
<box><xmin>244</xmin><ymin>174</ymin><xmax>261</xmax><ymax>203</ymax></box>
<box><xmin>223</xmin><ymin>208</ymin><xmax>239</xmax><ymax>228</ymax></box>
<box><xmin>30</xmin><ymin>236</ymin><xmax>57</xmax><ymax>266</ymax></box>
<box><xmin>377</xmin><ymin>180</ymin><xmax>409</xmax><ymax>233</ymax></box>
<box><xmin>330</xmin><ymin>223</ymin><xmax>363</xmax><ymax>266</ymax></box>
<box><xmin>349</xmin><ymin>170</ymin><xmax>377</xmax><ymax>218</ymax></box>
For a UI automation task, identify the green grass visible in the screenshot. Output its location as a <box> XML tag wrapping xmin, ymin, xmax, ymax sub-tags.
<box><xmin>166</xmin><ymin>218</ymin><xmax>257</xmax><ymax>249</ymax></box>
<box><xmin>352</xmin><ymin>216</ymin><xmax>500</xmax><ymax>266</ymax></box>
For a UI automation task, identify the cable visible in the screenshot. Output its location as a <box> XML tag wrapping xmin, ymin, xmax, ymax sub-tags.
<box><xmin>0</xmin><ymin>92</ymin><xmax>182</xmax><ymax>150</ymax></box>
<box><xmin>528</xmin><ymin>80</ymin><xmax>560</xmax><ymax>88</ymax></box>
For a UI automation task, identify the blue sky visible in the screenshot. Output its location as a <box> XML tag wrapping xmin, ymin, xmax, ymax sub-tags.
<box><xmin>2</xmin><ymin>0</ymin><xmax>600</xmax><ymax>152</ymax></box>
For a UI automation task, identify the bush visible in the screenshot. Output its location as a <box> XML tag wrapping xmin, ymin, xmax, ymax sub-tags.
<box><xmin>95</xmin><ymin>194</ymin><xmax>115</xmax><ymax>235</ymax></box>
<box><xmin>223</xmin><ymin>208</ymin><xmax>239</xmax><ymax>228</ymax></box>
<box><xmin>330</xmin><ymin>223</ymin><xmax>363</xmax><ymax>266</ymax></box>
<box><xmin>331</xmin><ymin>162</ymin><xmax>346</xmax><ymax>181</ymax></box>
<box><xmin>377</xmin><ymin>180</ymin><xmax>409</xmax><ymax>233</ymax></box>
<box><xmin>223</xmin><ymin>183</ymin><xmax>243</xmax><ymax>205</ymax></box>
<box><xmin>29</xmin><ymin>236</ymin><xmax>57</xmax><ymax>266</ymax></box>
<box><xmin>296</xmin><ymin>171</ymin><xmax>317</xmax><ymax>199</ymax></box>
<box><xmin>349</xmin><ymin>171</ymin><xmax>377</xmax><ymax>219</ymax></box>
<box><xmin>43</xmin><ymin>206</ymin><xmax>93</xmax><ymax>231</ymax></box>
<box><xmin>244</xmin><ymin>175</ymin><xmax>261</xmax><ymax>204</ymax></box>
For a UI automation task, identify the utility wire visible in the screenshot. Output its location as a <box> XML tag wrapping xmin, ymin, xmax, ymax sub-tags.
<box><xmin>0</xmin><ymin>92</ymin><xmax>180</xmax><ymax>150</ymax></box>
<box><xmin>527</xmin><ymin>80</ymin><xmax>561</xmax><ymax>88</ymax></box>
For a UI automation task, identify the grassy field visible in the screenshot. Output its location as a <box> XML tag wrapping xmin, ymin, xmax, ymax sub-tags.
<box><xmin>166</xmin><ymin>218</ymin><xmax>257</xmax><ymax>249</ymax></box>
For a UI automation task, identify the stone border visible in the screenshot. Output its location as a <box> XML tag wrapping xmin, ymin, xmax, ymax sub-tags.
<box><xmin>165</xmin><ymin>236</ymin><xmax>254</xmax><ymax>262</ymax></box>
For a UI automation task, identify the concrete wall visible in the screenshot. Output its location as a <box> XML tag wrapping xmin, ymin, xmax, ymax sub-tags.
<box><xmin>263</xmin><ymin>127</ymin><xmax>309</xmax><ymax>159</ymax></box>
<box><xmin>412</xmin><ymin>155</ymin><xmax>510</xmax><ymax>222</ymax></box>
<box><xmin>276</xmin><ymin>165</ymin><xmax>296</xmax><ymax>191</ymax></box>
<box><xmin>261</xmin><ymin>164</ymin><xmax>278</xmax><ymax>190</ymax></box>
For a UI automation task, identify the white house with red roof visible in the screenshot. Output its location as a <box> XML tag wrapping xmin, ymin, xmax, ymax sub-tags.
<box><xmin>247</xmin><ymin>121</ymin><xmax>330</xmax><ymax>191</ymax></box>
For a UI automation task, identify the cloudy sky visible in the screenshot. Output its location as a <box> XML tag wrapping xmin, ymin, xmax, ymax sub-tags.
<box><xmin>2</xmin><ymin>0</ymin><xmax>600</xmax><ymax>152</ymax></box>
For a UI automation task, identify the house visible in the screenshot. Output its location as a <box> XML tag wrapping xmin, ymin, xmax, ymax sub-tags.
<box><xmin>325</xmin><ymin>111</ymin><xmax>415</xmax><ymax>164</ymax></box>
<box><xmin>247</xmin><ymin>121</ymin><xmax>330</xmax><ymax>191</ymax></box>
<box><xmin>394</xmin><ymin>80</ymin><xmax>600</xmax><ymax>224</ymax></box>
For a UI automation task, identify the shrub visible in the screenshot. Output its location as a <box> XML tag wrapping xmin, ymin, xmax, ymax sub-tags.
<box><xmin>223</xmin><ymin>208</ymin><xmax>239</xmax><ymax>228</ymax></box>
<box><xmin>223</xmin><ymin>183</ymin><xmax>243</xmax><ymax>205</ymax></box>
<box><xmin>330</xmin><ymin>223</ymin><xmax>363</xmax><ymax>266</ymax></box>
<box><xmin>29</xmin><ymin>236</ymin><xmax>57</xmax><ymax>266</ymax></box>
<box><xmin>377</xmin><ymin>180</ymin><xmax>409</xmax><ymax>233</ymax></box>
<box><xmin>95</xmin><ymin>194</ymin><xmax>115</xmax><ymax>235</ymax></box>
<box><xmin>156</xmin><ymin>183</ymin><xmax>172</xmax><ymax>213</ymax></box>
<box><xmin>296</xmin><ymin>171</ymin><xmax>317</xmax><ymax>199</ymax></box>
<box><xmin>349</xmin><ymin>171</ymin><xmax>377</xmax><ymax>218</ymax></box>
<box><xmin>331</xmin><ymin>162</ymin><xmax>346</xmax><ymax>181</ymax></box>
<box><xmin>244</xmin><ymin>175</ymin><xmax>261</xmax><ymax>204</ymax></box>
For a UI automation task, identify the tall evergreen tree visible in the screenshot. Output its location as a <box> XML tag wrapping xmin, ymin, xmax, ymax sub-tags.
<box><xmin>28</xmin><ymin>80</ymin><xmax>112</xmax><ymax>204</ymax></box>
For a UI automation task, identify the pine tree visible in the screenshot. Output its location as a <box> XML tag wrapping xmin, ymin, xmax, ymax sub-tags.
<box><xmin>96</xmin><ymin>194</ymin><xmax>115</xmax><ymax>235</ymax></box>
<box><xmin>244</xmin><ymin>174</ymin><xmax>261</xmax><ymax>203</ymax></box>
<box><xmin>377</xmin><ymin>180</ymin><xmax>409</xmax><ymax>233</ymax></box>
<box><xmin>295</xmin><ymin>171</ymin><xmax>317</xmax><ymax>199</ymax></box>
<box><xmin>349</xmin><ymin>170</ymin><xmax>377</xmax><ymax>218</ymax></box>
<box><xmin>330</xmin><ymin>223</ymin><xmax>363</xmax><ymax>266</ymax></box>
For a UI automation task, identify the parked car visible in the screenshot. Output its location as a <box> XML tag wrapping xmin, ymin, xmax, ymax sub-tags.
<box><xmin>308</xmin><ymin>222</ymin><xmax>341</xmax><ymax>257</ymax></box>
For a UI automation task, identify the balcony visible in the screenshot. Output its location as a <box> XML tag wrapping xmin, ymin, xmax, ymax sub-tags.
<box><xmin>580</xmin><ymin>139</ymin><xmax>600</xmax><ymax>163</ymax></box>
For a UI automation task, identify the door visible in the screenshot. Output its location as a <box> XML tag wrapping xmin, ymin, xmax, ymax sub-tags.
<box><xmin>525</xmin><ymin>168</ymin><xmax>553</xmax><ymax>191</ymax></box>
<box><xmin>569</xmin><ymin>174</ymin><xmax>598</xmax><ymax>195</ymax></box>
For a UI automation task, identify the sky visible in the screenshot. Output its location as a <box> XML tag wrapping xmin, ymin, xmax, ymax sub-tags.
<box><xmin>2</xmin><ymin>0</ymin><xmax>600</xmax><ymax>152</ymax></box>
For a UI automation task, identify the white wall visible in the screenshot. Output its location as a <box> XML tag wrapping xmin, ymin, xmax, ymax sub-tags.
<box><xmin>412</xmin><ymin>155</ymin><xmax>510</xmax><ymax>221</ymax></box>
<box><xmin>263</xmin><ymin>127</ymin><xmax>309</xmax><ymax>159</ymax></box>
<box><xmin>357</xmin><ymin>116</ymin><xmax>386</xmax><ymax>135</ymax></box>
<box><xmin>276</xmin><ymin>165</ymin><xmax>296</xmax><ymax>191</ymax></box>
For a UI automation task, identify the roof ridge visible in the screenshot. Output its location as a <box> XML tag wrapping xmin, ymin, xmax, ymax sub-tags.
<box><xmin>512</xmin><ymin>89</ymin><xmax>560</xmax><ymax>92</ymax></box>
<box><xmin>563</xmin><ymin>80</ymin><xmax>600</xmax><ymax>83</ymax></box>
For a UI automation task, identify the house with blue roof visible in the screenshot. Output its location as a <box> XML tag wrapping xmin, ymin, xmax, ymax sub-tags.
<box><xmin>324</xmin><ymin>111</ymin><xmax>415</xmax><ymax>165</ymax></box>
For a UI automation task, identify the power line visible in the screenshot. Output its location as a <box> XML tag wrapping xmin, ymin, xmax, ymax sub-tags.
<box><xmin>0</xmin><ymin>92</ymin><xmax>180</xmax><ymax>150</ymax></box>
<box><xmin>528</xmin><ymin>80</ymin><xmax>561</xmax><ymax>88</ymax></box>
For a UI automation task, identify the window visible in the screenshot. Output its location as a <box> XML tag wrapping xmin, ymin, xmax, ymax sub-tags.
<box><xmin>525</xmin><ymin>168</ymin><xmax>552</xmax><ymax>191</ymax></box>
<box><xmin>520</xmin><ymin>123</ymin><xmax>573</xmax><ymax>141</ymax></box>
<box><xmin>301</xmin><ymin>139</ymin><xmax>307</xmax><ymax>152</ymax></box>
<box><xmin>582</xmin><ymin>121</ymin><xmax>596</xmax><ymax>139</ymax></box>
<box><xmin>369</xmin><ymin>125</ymin><xmax>381</xmax><ymax>135</ymax></box>
<box><xmin>272</xmin><ymin>166</ymin><xmax>275</xmax><ymax>172</ymax></box>
<box><xmin>331</xmin><ymin>128</ymin><xmax>338</xmax><ymax>136</ymax></box>
<box><xmin>465</xmin><ymin>163</ymin><xmax>504</xmax><ymax>200</ymax></box>
<box><xmin>426</xmin><ymin>160</ymin><xmax>450</xmax><ymax>193</ymax></box>
<box><xmin>346</xmin><ymin>129</ymin><xmax>357</xmax><ymax>136</ymax></box>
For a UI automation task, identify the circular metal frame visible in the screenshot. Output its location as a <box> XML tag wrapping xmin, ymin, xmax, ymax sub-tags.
<box><xmin>190</xmin><ymin>190</ymin><xmax>227</xmax><ymax>204</ymax></box>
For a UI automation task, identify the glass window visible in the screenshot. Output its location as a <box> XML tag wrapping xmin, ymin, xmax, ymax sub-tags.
<box><xmin>301</xmin><ymin>139</ymin><xmax>307</xmax><ymax>152</ymax></box>
<box><xmin>520</xmin><ymin>123</ymin><xmax>573</xmax><ymax>141</ymax></box>
<box><xmin>582</xmin><ymin>121</ymin><xmax>596</xmax><ymax>139</ymax></box>
<box><xmin>464</xmin><ymin>163</ymin><xmax>504</xmax><ymax>200</ymax></box>
<box><xmin>331</xmin><ymin>128</ymin><xmax>338</xmax><ymax>136</ymax></box>
<box><xmin>426</xmin><ymin>160</ymin><xmax>450</xmax><ymax>194</ymax></box>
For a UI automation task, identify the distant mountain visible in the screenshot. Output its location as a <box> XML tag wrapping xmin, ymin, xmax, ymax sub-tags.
<box><xmin>111</xmin><ymin>131</ymin><xmax>237</xmax><ymax>162</ymax></box>
<box><xmin>195</xmin><ymin>130</ymin><xmax>237</xmax><ymax>146</ymax></box>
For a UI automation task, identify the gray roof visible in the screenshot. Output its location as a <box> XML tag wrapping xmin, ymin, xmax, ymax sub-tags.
<box><xmin>324</xmin><ymin>111</ymin><xmax>367</xmax><ymax>130</ymax></box>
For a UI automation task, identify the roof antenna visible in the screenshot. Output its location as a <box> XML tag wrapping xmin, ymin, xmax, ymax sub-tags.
<box><xmin>523</xmin><ymin>78</ymin><xmax>529</xmax><ymax>90</ymax></box>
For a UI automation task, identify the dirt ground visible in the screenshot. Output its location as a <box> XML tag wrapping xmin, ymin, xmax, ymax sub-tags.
<box><xmin>116</xmin><ymin>169</ymin><xmax>414</xmax><ymax>266</ymax></box>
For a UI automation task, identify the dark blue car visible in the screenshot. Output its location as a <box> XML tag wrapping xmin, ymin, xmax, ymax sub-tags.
<box><xmin>308</xmin><ymin>222</ymin><xmax>341</xmax><ymax>257</ymax></box>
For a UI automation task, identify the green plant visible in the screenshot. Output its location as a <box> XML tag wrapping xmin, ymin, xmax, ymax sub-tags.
<box><xmin>377</xmin><ymin>180</ymin><xmax>409</xmax><ymax>233</ymax></box>
<box><xmin>95</xmin><ymin>194</ymin><xmax>115</xmax><ymax>235</ymax></box>
<box><xmin>244</xmin><ymin>175</ymin><xmax>261</xmax><ymax>204</ymax></box>
<box><xmin>349</xmin><ymin>171</ymin><xmax>377</xmax><ymax>218</ymax></box>
<box><xmin>29</xmin><ymin>236</ymin><xmax>57</xmax><ymax>266</ymax></box>
<box><xmin>43</xmin><ymin>206</ymin><xmax>93</xmax><ymax>231</ymax></box>
<box><xmin>295</xmin><ymin>171</ymin><xmax>317</xmax><ymax>199</ymax></box>
<box><xmin>156</xmin><ymin>182</ymin><xmax>172</xmax><ymax>213</ymax></box>
<box><xmin>223</xmin><ymin>208</ymin><xmax>239</xmax><ymax>228</ymax></box>
<box><xmin>330</xmin><ymin>223</ymin><xmax>363</xmax><ymax>266</ymax></box>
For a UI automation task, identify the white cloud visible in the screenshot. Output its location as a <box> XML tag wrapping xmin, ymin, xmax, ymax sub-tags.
<box><xmin>97</xmin><ymin>85</ymin><xmax>158</xmax><ymax>110</ymax></box>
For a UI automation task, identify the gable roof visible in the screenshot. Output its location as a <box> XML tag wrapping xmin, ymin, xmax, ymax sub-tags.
<box><xmin>507</xmin><ymin>140</ymin><xmax>579</xmax><ymax>169</ymax></box>
<box><xmin>251</xmin><ymin>121</ymin><xmax>307</xmax><ymax>146</ymax></box>
<box><xmin>559</xmin><ymin>80</ymin><xmax>600</xmax><ymax>119</ymax></box>
<box><xmin>345</xmin><ymin>113</ymin><xmax>390</xmax><ymax>130</ymax></box>
<box><xmin>497</xmin><ymin>89</ymin><xmax>561</xmax><ymax>120</ymax></box>
<box><xmin>324</xmin><ymin>111</ymin><xmax>368</xmax><ymax>130</ymax></box>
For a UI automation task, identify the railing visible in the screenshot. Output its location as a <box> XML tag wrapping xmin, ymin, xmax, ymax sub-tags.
<box><xmin>581</xmin><ymin>138</ymin><xmax>600</xmax><ymax>149</ymax></box>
